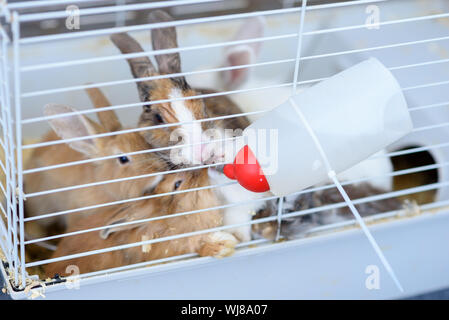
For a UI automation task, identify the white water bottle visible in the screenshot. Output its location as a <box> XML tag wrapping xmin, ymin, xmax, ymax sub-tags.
<box><xmin>223</xmin><ymin>58</ymin><xmax>413</xmax><ymax>196</ymax></box>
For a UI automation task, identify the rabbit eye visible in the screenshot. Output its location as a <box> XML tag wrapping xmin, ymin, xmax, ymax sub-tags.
<box><xmin>154</xmin><ymin>113</ymin><xmax>164</xmax><ymax>124</ymax></box>
<box><xmin>174</xmin><ymin>180</ymin><xmax>183</xmax><ymax>190</ymax></box>
<box><xmin>118</xmin><ymin>155</ymin><xmax>130</xmax><ymax>164</ymax></box>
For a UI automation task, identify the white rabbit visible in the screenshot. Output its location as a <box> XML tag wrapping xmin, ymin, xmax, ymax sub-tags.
<box><xmin>24</xmin><ymin>88</ymin><xmax>169</xmax><ymax>232</ymax></box>
<box><xmin>189</xmin><ymin>15</ymin><xmax>393</xmax><ymax>188</ymax></box>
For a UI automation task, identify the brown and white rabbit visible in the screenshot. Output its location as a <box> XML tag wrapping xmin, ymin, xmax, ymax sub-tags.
<box><xmin>110</xmin><ymin>10</ymin><xmax>249</xmax><ymax>167</ymax></box>
<box><xmin>24</xmin><ymin>88</ymin><xmax>169</xmax><ymax>232</ymax></box>
<box><xmin>207</xmin><ymin>166</ymin><xmax>271</xmax><ymax>242</ymax></box>
<box><xmin>44</xmin><ymin>168</ymin><xmax>238</xmax><ymax>277</ymax></box>
<box><xmin>111</xmin><ymin>10</ymin><xmax>269</xmax><ymax>243</ymax></box>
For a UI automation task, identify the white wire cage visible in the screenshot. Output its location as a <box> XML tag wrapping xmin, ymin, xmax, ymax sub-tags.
<box><xmin>0</xmin><ymin>0</ymin><xmax>449</xmax><ymax>299</ymax></box>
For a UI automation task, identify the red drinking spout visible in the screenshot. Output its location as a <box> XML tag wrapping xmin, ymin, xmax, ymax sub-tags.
<box><xmin>223</xmin><ymin>145</ymin><xmax>270</xmax><ymax>193</ymax></box>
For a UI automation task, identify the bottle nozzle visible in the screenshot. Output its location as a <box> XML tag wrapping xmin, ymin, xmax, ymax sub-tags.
<box><xmin>223</xmin><ymin>145</ymin><xmax>270</xmax><ymax>193</ymax></box>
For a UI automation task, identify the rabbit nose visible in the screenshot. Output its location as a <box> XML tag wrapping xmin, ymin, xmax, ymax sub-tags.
<box><xmin>200</xmin><ymin>141</ymin><xmax>214</xmax><ymax>162</ymax></box>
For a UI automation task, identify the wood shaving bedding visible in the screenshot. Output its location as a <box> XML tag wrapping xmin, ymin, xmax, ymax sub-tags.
<box><xmin>0</xmin><ymin>138</ymin><xmax>38</xmax><ymax>203</ymax></box>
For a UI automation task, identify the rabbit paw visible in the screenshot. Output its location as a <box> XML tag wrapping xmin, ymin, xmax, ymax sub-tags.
<box><xmin>229</xmin><ymin>226</ymin><xmax>252</xmax><ymax>243</ymax></box>
<box><xmin>199</xmin><ymin>232</ymin><xmax>238</xmax><ymax>258</ymax></box>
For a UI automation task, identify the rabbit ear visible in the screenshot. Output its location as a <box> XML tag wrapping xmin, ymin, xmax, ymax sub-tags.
<box><xmin>100</xmin><ymin>217</ymin><xmax>130</xmax><ymax>239</ymax></box>
<box><xmin>85</xmin><ymin>87</ymin><xmax>122</xmax><ymax>132</ymax></box>
<box><xmin>44</xmin><ymin>104</ymin><xmax>103</xmax><ymax>158</ymax></box>
<box><xmin>99</xmin><ymin>204</ymin><xmax>152</xmax><ymax>239</ymax></box>
<box><xmin>110</xmin><ymin>32</ymin><xmax>157</xmax><ymax>77</ymax></box>
<box><xmin>221</xmin><ymin>17</ymin><xmax>265</xmax><ymax>90</ymax></box>
<box><xmin>149</xmin><ymin>10</ymin><xmax>185</xmax><ymax>81</ymax></box>
<box><xmin>110</xmin><ymin>32</ymin><xmax>157</xmax><ymax>102</ymax></box>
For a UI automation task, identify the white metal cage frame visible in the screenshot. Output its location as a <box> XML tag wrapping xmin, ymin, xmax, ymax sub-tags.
<box><xmin>0</xmin><ymin>0</ymin><xmax>449</xmax><ymax>299</ymax></box>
